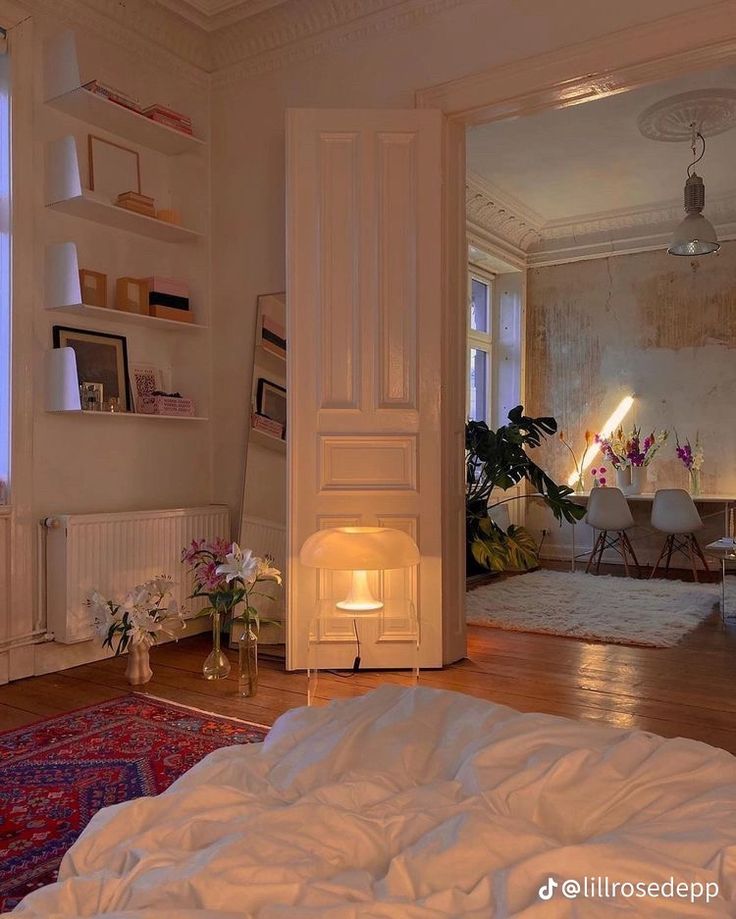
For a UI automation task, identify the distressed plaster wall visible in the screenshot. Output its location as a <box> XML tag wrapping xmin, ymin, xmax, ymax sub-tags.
<box><xmin>526</xmin><ymin>241</ymin><xmax>736</xmax><ymax>560</ymax></box>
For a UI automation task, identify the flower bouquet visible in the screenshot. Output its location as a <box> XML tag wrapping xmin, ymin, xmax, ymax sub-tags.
<box><xmin>675</xmin><ymin>432</ymin><xmax>704</xmax><ymax>496</ymax></box>
<box><xmin>596</xmin><ymin>426</ymin><xmax>667</xmax><ymax>493</ymax></box>
<box><xmin>181</xmin><ymin>539</ymin><xmax>281</xmax><ymax>694</ymax></box>
<box><xmin>88</xmin><ymin>576</ymin><xmax>182</xmax><ymax>685</ymax></box>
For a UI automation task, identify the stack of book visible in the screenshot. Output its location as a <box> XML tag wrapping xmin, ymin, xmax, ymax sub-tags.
<box><xmin>116</xmin><ymin>191</ymin><xmax>156</xmax><ymax>218</ymax></box>
<box><xmin>82</xmin><ymin>80</ymin><xmax>141</xmax><ymax>113</ymax></box>
<box><xmin>142</xmin><ymin>104</ymin><xmax>193</xmax><ymax>136</ymax></box>
<box><xmin>145</xmin><ymin>276</ymin><xmax>192</xmax><ymax>322</ymax></box>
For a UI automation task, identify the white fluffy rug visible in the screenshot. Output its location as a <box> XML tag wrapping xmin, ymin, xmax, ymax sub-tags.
<box><xmin>466</xmin><ymin>570</ymin><xmax>719</xmax><ymax>647</ymax></box>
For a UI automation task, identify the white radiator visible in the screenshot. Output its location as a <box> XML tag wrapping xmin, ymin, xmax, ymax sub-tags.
<box><xmin>240</xmin><ymin>515</ymin><xmax>286</xmax><ymax>627</ymax></box>
<box><xmin>45</xmin><ymin>506</ymin><xmax>230</xmax><ymax>644</ymax></box>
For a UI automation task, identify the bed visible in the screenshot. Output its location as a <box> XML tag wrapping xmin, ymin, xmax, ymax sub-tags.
<box><xmin>10</xmin><ymin>685</ymin><xmax>736</xmax><ymax>917</ymax></box>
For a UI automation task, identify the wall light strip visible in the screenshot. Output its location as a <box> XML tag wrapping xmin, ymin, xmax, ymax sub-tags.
<box><xmin>567</xmin><ymin>395</ymin><xmax>635</xmax><ymax>488</ymax></box>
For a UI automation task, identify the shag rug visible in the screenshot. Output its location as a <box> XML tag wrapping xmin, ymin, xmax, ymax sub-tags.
<box><xmin>466</xmin><ymin>569</ymin><xmax>720</xmax><ymax>648</ymax></box>
<box><xmin>0</xmin><ymin>695</ymin><xmax>269</xmax><ymax>912</ymax></box>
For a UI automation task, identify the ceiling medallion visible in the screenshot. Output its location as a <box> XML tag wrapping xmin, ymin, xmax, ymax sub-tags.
<box><xmin>638</xmin><ymin>89</ymin><xmax>736</xmax><ymax>142</ymax></box>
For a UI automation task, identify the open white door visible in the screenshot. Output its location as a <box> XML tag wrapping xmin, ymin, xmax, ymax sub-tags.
<box><xmin>286</xmin><ymin>108</ymin><xmax>466</xmax><ymax>670</ymax></box>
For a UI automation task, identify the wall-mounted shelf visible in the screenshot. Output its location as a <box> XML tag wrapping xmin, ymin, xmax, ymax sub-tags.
<box><xmin>250</xmin><ymin>428</ymin><xmax>287</xmax><ymax>453</ymax></box>
<box><xmin>45</xmin><ymin>137</ymin><xmax>201</xmax><ymax>242</ymax></box>
<box><xmin>48</xmin><ymin>410</ymin><xmax>209</xmax><ymax>422</ymax></box>
<box><xmin>46</xmin><ymin>87</ymin><xmax>204</xmax><ymax>156</ymax></box>
<box><xmin>43</xmin><ymin>30</ymin><xmax>204</xmax><ymax>156</ymax></box>
<box><xmin>49</xmin><ymin>302</ymin><xmax>207</xmax><ymax>331</ymax></box>
<box><xmin>45</xmin><ymin>243</ymin><xmax>207</xmax><ymax>329</ymax></box>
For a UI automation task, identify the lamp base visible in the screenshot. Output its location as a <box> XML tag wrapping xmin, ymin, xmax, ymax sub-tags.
<box><xmin>335</xmin><ymin>570</ymin><xmax>383</xmax><ymax>613</ymax></box>
<box><xmin>335</xmin><ymin>598</ymin><xmax>384</xmax><ymax>614</ymax></box>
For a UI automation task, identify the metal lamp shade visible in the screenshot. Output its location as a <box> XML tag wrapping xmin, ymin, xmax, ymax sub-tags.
<box><xmin>668</xmin><ymin>212</ymin><xmax>720</xmax><ymax>256</ymax></box>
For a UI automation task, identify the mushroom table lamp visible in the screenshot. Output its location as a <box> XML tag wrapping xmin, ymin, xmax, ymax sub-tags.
<box><xmin>300</xmin><ymin>526</ymin><xmax>420</xmax><ymax>613</ymax></box>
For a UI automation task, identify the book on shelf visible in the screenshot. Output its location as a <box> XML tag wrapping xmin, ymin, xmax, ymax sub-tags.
<box><xmin>144</xmin><ymin>276</ymin><xmax>189</xmax><ymax>298</ymax></box>
<box><xmin>149</xmin><ymin>291</ymin><xmax>189</xmax><ymax>311</ymax></box>
<box><xmin>82</xmin><ymin>80</ymin><xmax>142</xmax><ymax>113</ymax></box>
<box><xmin>149</xmin><ymin>304</ymin><xmax>194</xmax><ymax>323</ymax></box>
<box><xmin>116</xmin><ymin>200</ymin><xmax>157</xmax><ymax>218</ymax></box>
<box><xmin>141</xmin><ymin>104</ymin><xmax>193</xmax><ymax>135</ymax></box>
<box><xmin>117</xmin><ymin>190</ymin><xmax>155</xmax><ymax>206</ymax></box>
<box><xmin>251</xmin><ymin>412</ymin><xmax>284</xmax><ymax>440</ymax></box>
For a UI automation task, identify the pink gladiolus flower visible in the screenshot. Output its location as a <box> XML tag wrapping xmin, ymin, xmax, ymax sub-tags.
<box><xmin>599</xmin><ymin>477</ymin><xmax>606</xmax><ymax>485</ymax></box>
<box><xmin>600</xmin><ymin>466</ymin><xmax>607</xmax><ymax>473</ymax></box>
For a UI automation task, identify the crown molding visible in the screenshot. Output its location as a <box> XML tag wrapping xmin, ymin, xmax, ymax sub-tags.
<box><xmin>465</xmin><ymin>173</ymin><xmax>543</xmax><ymax>253</ymax></box>
<box><xmin>211</xmin><ymin>0</ymin><xmax>473</xmax><ymax>84</ymax></box>
<box><xmin>153</xmin><ymin>0</ymin><xmax>287</xmax><ymax>32</ymax></box>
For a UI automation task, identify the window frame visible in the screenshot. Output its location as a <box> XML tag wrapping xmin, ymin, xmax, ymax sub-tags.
<box><xmin>466</xmin><ymin>267</ymin><xmax>494</xmax><ymax>425</ymax></box>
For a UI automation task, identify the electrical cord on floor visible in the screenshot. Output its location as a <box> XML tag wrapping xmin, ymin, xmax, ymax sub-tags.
<box><xmin>326</xmin><ymin>618</ymin><xmax>362</xmax><ymax>678</ymax></box>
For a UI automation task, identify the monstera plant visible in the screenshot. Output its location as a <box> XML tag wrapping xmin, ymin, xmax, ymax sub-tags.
<box><xmin>466</xmin><ymin>406</ymin><xmax>585</xmax><ymax>573</ymax></box>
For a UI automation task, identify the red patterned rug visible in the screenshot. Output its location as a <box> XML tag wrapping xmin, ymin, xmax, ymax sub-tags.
<box><xmin>0</xmin><ymin>695</ymin><xmax>269</xmax><ymax>911</ymax></box>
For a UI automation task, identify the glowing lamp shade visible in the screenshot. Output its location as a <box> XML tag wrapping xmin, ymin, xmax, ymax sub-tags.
<box><xmin>300</xmin><ymin>526</ymin><xmax>420</xmax><ymax>612</ymax></box>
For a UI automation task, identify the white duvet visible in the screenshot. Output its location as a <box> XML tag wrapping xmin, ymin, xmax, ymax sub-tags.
<box><xmin>11</xmin><ymin>686</ymin><xmax>736</xmax><ymax>918</ymax></box>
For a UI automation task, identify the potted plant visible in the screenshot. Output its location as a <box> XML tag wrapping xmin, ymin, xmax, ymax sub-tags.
<box><xmin>88</xmin><ymin>576</ymin><xmax>183</xmax><ymax>685</ymax></box>
<box><xmin>466</xmin><ymin>406</ymin><xmax>585</xmax><ymax>573</ymax></box>
<box><xmin>181</xmin><ymin>539</ymin><xmax>281</xmax><ymax>696</ymax></box>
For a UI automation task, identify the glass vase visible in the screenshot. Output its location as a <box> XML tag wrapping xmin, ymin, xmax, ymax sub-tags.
<box><xmin>238</xmin><ymin>625</ymin><xmax>258</xmax><ymax>698</ymax></box>
<box><xmin>126</xmin><ymin>642</ymin><xmax>153</xmax><ymax>686</ymax></box>
<box><xmin>574</xmin><ymin>474</ymin><xmax>586</xmax><ymax>495</ymax></box>
<box><xmin>689</xmin><ymin>468</ymin><xmax>701</xmax><ymax>497</ymax></box>
<box><xmin>202</xmin><ymin>609</ymin><xmax>231</xmax><ymax>680</ymax></box>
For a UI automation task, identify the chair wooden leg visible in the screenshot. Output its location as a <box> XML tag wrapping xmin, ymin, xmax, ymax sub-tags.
<box><xmin>595</xmin><ymin>530</ymin><xmax>607</xmax><ymax>574</ymax></box>
<box><xmin>622</xmin><ymin>532</ymin><xmax>642</xmax><ymax>578</ymax></box>
<box><xmin>649</xmin><ymin>537</ymin><xmax>669</xmax><ymax>580</ymax></box>
<box><xmin>664</xmin><ymin>535</ymin><xmax>674</xmax><ymax>574</ymax></box>
<box><xmin>586</xmin><ymin>532</ymin><xmax>601</xmax><ymax>574</ymax></box>
<box><xmin>692</xmin><ymin>535</ymin><xmax>711</xmax><ymax>574</ymax></box>
<box><xmin>687</xmin><ymin>535</ymin><xmax>699</xmax><ymax>583</ymax></box>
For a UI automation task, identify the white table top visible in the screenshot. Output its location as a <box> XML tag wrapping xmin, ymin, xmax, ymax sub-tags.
<box><xmin>570</xmin><ymin>492</ymin><xmax>736</xmax><ymax>503</ymax></box>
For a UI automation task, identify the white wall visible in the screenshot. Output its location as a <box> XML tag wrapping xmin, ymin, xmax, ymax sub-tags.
<box><xmin>2</xmin><ymin>4</ymin><xmax>214</xmax><ymax>678</ymax></box>
<box><xmin>209</xmin><ymin>0</ymin><xmax>716</xmax><ymax>521</ymax></box>
<box><xmin>526</xmin><ymin>242</ymin><xmax>736</xmax><ymax>561</ymax></box>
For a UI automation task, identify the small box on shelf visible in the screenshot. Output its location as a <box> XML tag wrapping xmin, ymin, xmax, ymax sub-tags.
<box><xmin>79</xmin><ymin>269</ymin><xmax>107</xmax><ymax>308</ymax></box>
<box><xmin>251</xmin><ymin>412</ymin><xmax>284</xmax><ymax>440</ymax></box>
<box><xmin>115</xmin><ymin>277</ymin><xmax>149</xmax><ymax>314</ymax></box>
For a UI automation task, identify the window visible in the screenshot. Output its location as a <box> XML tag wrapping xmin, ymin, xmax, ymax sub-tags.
<box><xmin>0</xmin><ymin>40</ymin><xmax>9</xmax><ymax>502</ymax></box>
<box><xmin>467</xmin><ymin>273</ymin><xmax>492</xmax><ymax>423</ymax></box>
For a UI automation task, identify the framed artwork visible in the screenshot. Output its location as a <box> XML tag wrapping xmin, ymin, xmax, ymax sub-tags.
<box><xmin>53</xmin><ymin>326</ymin><xmax>131</xmax><ymax>411</ymax></box>
<box><xmin>88</xmin><ymin>135</ymin><xmax>141</xmax><ymax>199</ymax></box>
<box><xmin>257</xmin><ymin>292</ymin><xmax>286</xmax><ymax>361</ymax></box>
<box><xmin>129</xmin><ymin>363</ymin><xmax>165</xmax><ymax>414</ymax></box>
<box><xmin>256</xmin><ymin>378</ymin><xmax>286</xmax><ymax>436</ymax></box>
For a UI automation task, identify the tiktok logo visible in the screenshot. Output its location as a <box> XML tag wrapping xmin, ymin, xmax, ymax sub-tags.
<box><xmin>538</xmin><ymin>878</ymin><xmax>559</xmax><ymax>901</ymax></box>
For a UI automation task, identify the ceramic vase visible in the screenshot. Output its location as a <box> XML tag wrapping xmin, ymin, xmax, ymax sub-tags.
<box><xmin>615</xmin><ymin>466</ymin><xmax>631</xmax><ymax>492</ymax></box>
<box><xmin>126</xmin><ymin>643</ymin><xmax>153</xmax><ymax>686</ymax></box>
<box><xmin>238</xmin><ymin>625</ymin><xmax>259</xmax><ymax>698</ymax></box>
<box><xmin>202</xmin><ymin>609</ymin><xmax>231</xmax><ymax>680</ymax></box>
<box><xmin>629</xmin><ymin>465</ymin><xmax>647</xmax><ymax>495</ymax></box>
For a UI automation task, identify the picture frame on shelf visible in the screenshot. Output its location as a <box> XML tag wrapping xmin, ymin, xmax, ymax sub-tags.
<box><xmin>53</xmin><ymin>326</ymin><xmax>131</xmax><ymax>411</ymax></box>
<box><xmin>88</xmin><ymin>135</ymin><xmax>141</xmax><ymax>200</ymax></box>
<box><xmin>256</xmin><ymin>378</ymin><xmax>286</xmax><ymax>437</ymax></box>
<box><xmin>129</xmin><ymin>363</ymin><xmax>165</xmax><ymax>414</ymax></box>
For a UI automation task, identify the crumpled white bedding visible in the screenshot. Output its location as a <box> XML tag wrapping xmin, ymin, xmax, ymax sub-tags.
<box><xmin>10</xmin><ymin>685</ymin><xmax>736</xmax><ymax>918</ymax></box>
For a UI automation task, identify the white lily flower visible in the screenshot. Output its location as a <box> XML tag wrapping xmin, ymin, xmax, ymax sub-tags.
<box><xmin>216</xmin><ymin>544</ymin><xmax>259</xmax><ymax>585</ymax></box>
<box><xmin>256</xmin><ymin>557</ymin><xmax>282</xmax><ymax>585</ymax></box>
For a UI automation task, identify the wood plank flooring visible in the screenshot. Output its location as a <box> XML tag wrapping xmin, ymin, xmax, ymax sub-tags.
<box><xmin>2</xmin><ymin>568</ymin><xmax>735</xmax><ymax>753</ymax></box>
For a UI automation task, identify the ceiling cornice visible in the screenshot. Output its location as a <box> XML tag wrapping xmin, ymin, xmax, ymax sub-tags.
<box><xmin>210</xmin><ymin>0</ymin><xmax>473</xmax><ymax>83</ymax></box>
<box><xmin>153</xmin><ymin>0</ymin><xmax>287</xmax><ymax>32</ymax></box>
<box><xmin>466</xmin><ymin>173</ymin><xmax>544</xmax><ymax>252</ymax></box>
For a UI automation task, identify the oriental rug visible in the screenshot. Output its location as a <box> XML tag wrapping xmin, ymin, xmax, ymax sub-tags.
<box><xmin>0</xmin><ymin>695</ymin><xmax>268</xmax><ymax>911</ymax></box>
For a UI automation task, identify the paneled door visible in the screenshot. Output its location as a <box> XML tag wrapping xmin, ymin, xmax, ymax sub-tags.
<box><xmin>286</xmin><ymin>108</ymin><xmax>466</xmax><ymax>670</ymax></box>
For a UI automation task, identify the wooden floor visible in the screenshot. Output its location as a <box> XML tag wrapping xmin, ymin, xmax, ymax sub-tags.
<box><xmin>2</xmin><ymin>567</ymin><xmax>735</xmax><ymax>753</ymax></box>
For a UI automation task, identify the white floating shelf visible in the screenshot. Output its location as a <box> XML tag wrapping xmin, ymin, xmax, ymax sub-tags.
<box><xmin>45</xmin><ymin>137</ymin><xmax>202</xmax><ymax>243</ymax></box>
<box><xmin>47</xmin><ymin>190</ymin><xmax>202</xmax><ymax>243</ymax></box>
<box><xmin>249</xmin><ymin>428</ymin><xmax>287</xmax><ymax>453</ymax></box>
<box><xmin>43</xmin><ymin>30</ymin><xmax>204</xmax><ymax>156</ymax></box>
<box><xmin>49</xmin><ymin>302</ymin><xmax>207</xmax><ymax>332</ymax></box>
<box><xmin>48</xmin><ymin>410</ymin><xmax>209</xmax><ymax>421</ymax></box>
<box><xmin>46</xmin><ymin>87</ymin><xmax>204</xmax><ymax>156</ymax></box>
<box><xmin>44</xmin><ymin>243</ymin><xmax>207</xmax><ymax>329</ymax></box>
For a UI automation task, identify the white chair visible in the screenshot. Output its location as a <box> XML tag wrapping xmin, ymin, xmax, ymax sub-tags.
<box><xmin>649</xmin><ymin>489</ymin><xmax>711</xmax><ymax>582</ymax></box>
<box><xmin>585</xmin><ymin>487</ymin><xmax>641</xmax><ymax>577</ymax></box>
